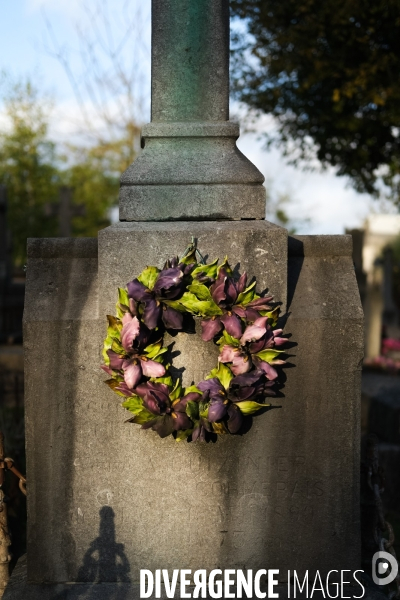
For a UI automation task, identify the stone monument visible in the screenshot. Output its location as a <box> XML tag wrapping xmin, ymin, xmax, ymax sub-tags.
<box><xmin>6</xmin><ymin>0</ymin><xmax>364</xmax><ymax>598</ymax></box>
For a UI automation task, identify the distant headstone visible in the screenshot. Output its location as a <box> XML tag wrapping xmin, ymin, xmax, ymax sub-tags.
<box><xmin>44</xmin><ymin>186</ymin><xmax>85</xmax><ymax>237</ymax></box>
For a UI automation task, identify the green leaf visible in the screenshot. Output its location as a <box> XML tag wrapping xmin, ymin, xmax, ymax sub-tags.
<box><xmin>116</xmin><ymin>303</ymin><xmax>130</xmax><ymax>319</ymax></box>
<box><xmin>107</xmin><ymin>314</ymin><xmax>122</xmax><ymax>334</ymax></box>
<box><xmin>206</xmin><ymin>362</ymin><xmax>233</xmax><ymax>390</ymax></box>
<box><xmin>185</xmin><ymin>401</ymin><xmax>199</xmax><ymax>421</ymax></box>
<box><xmin>118</xmin><ymin>287</ymin><xmax>129</xmax><ymax>307</ymax></box>
<box><xmin>143</xmin><ymin>341</ymin><xmax>167</xmax><ymax>359</ymax></box>
<box><xmin>175</xmin><ymin>429</ymin><xmax>193</xmax><ymax>442</ymax></box>
<box><xmin>236</xmin><ymin>401</ymin><xmax>270</xmax><ymax>415</ymax></box>
<box><xmin>260</xmin><ymin>306</ymin><xmax>280</xmax><ymax>326</ymax></box>
<box><xmin>151</xmin><ymin>373</ymin><xmax>174</xmax><ymax>387</ymax></box>
<box><xmin>179</xmin><ymin>245</ymin><xmax>198</xmax><ymax>265</ymax></box>
<box><xmin>217</xmin><ymin>329</ymin><xmax>240</xmax><ymax>347</ymax></box>
<box><xmin>217</xmin><ymin>256</ymin><xmax>233</xmax><ymax>276</ymax></box>
<box><xmin>187</xmin><ymin>283</ymin><xmax>214</xmax><ymax>302</ymax></box>
<box><xmin>102</xmin><ymin>331</ymin><xmax>124</xmax><ymax>364</ymax></box>
<box><xmin>184</xmin><ymin>384</ymin><xmax>201</xmax><ymax>395</ymax></box>
<box><xmin>199</xmin><ymin>400</ymin><xmax>210</xmax><ymax>419</ymax></box>
<box><xmin>104</xmin><ymin>378</ymin><xmax>127</xmax><ymax>396</ymax></box>
<box><xmin>236</xmin><ymin>281</ymin><xmax>257</xmax><ymax>306</ymax></box>
<box><xmin>212</xmin><ymin>421</ymin><xmax>228</xmax><ymax>434</ymax></box>
<box><xmin>102</xmin><ymin>334</ymin><xmax>113</xmax><ymax>364</ymax></box>
<box><xmin>163</xmin><ymin>299</ymin><xmax>188</xmax><ymax>313</ymax></box>
<box><xmin>191</xmin><ymin>258</ymin><xmax>219</xmax><ymax>280</ymax></box>
<box><xmin>179</xmin><ymin>292</ymin><xmax>223</xmax><ymax>317</ymax></box>
<box><xmin>137</xmin><ymin>266</ymin><xmax>160</xmax><ymax>290</ymax></box>
<box><xmin>111</xmin><ymin>338</ymin><xmax>124</xmax><ymax>355</ymax></box>
<box><xmin>169</xmin><ymin>380</ymin><xmax>182</xmax><ymax>402</ymax></box>
<box><xmin>122</xmin><ymin>395</ymin><xmax>145</xmax><ymax>413</ymax></box>
<box><xmin>254</xmin><ymin>349</ymin><xmax>285</xmax><ymax>362</ymax></box>
<box><xmin>128</xmin><ymin>410</ymin><xmax>156</xmax><ymax>425</ymax></box>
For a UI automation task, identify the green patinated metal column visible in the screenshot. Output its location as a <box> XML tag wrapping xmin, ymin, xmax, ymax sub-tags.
<box><xmin>119</xmin><ymin>0</ymin><xmax>266</xmax><ymax>222</ymax></box>
<box><xmin>151</xmin><ymin>0</ymin><xmax>229</xmax><ymax>122</ymax></box>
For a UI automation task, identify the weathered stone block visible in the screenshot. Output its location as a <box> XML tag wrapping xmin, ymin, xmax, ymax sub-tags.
<box><xmin>22</xmin><ymin>226</ymin><xmax>363</xmax><ymax>594</ymax></box>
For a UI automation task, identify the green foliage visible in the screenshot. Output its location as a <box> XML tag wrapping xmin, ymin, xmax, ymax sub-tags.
<box><xmin>0</xmin><ymin>76</ymin><xmax>139</xmax><ymax>267</ymax></box>
<box><xmin>206</xmin><ymin>362</ymin><xmax>234</xmax><ymax>390</ymax></box>
<box><xmin>231</xmin><ymin>0</ymin><xmax>400</xmax><ymax>200</ymax></box>
<box><xmin>137</xmin><ymin>266</ymin><xmax>160</xmax><ymax>290</ymax></box>
<box><xmin>235</xmin><ymin>400</ymin><xmax>270</xmax><ymax>415</ymax></box>
<box><xmin>179</xmin><ymin>291</ymin><xmax>223</xmax><ymax>317</ymax></box>
<box><xmin>0</xmin><ymin>77</ymin><xmax>60</xmax><ymax>265</ymax></box>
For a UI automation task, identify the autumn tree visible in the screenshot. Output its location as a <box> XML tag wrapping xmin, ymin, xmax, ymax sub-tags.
<box><xmin>230</xmin><ymin>0</ymin><xmax>400</xmax><ymax>200</ymax></box>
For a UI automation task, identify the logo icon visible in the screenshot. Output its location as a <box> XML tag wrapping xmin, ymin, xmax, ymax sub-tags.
<box><xmin>372</xmin><ymin>551</ymin><xmax>398</xmax><ymax>586</ymax></box>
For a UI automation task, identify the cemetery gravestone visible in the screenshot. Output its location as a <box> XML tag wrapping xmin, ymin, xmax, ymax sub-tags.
<box><xmin>6</xmin><ymin>0</ymin><xmax>364</xmax><ymax>598</ymax></box>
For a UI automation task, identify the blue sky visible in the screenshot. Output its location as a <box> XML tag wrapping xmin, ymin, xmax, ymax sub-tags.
<box><xmin>0</xmin><ymin>0</ymin><xmax>390</xmax><ymax>234</ymax></box>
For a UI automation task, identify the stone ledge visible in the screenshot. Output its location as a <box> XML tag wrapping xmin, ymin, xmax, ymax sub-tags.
<box><xmin>142</xmin><ymin>121</ymin><xmax>240</xmax><ymax>139</ymax></box>
<box><xmin>27</xmin><ymin>238</ymin><xmax>98</xmax><ymax>259</ymax></box>
<box><xmin>289</xmin><ymin>234</ymin><xmax>353</xmax><ymax>257</ymax></box>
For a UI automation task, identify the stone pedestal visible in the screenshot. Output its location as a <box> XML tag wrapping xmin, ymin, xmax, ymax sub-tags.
<box><xmin>15</xmin><ymin>230</ymin><xmax>364</xmax><ymax>599</ymax></box>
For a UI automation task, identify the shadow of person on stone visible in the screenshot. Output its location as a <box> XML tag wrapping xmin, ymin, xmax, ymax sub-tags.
<box><xmin>77</xmin><ymin>506</ymin><xmax>130</xmax><ymax>586</ymax></box>
<box><xmin>52</xmin><ymin>506</ymin><xmax>131</xmax><ymax>599</ymax></box>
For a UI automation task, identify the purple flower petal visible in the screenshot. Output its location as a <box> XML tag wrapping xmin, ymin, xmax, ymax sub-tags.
<box><xmin>162</xmin><ymin>306</ymin><xmax>183</xmax><ymax>330</ymax></box>
<box><xmin>240</xmin><ymin>317</ymin><xmax>269</xmax><ymax>345</ymax></box>
<box><xmin>115</xmin><ymin>381</ymin><xmax>133</xmax><ymax>396</ymax></box>
<box><xmin>232</xmin><ymin>305</ymin><xmax>246</xmax><ymax>318</ymax></box>
<box><xmin>148</xmin><ymin>415</ymin><xmax>175</xmax><ymax>438</ymax></box>
<box><xmin>210</xmin><ymin>272</ymin><xmax>227</xmax><ymax>306</ymax></box>
<box><xmin>101</xmin><ymin>364</ymin><xmax>113</xmax><ymax>376</ymax></box>
<box><xmin>135</xmin><ymin>381</ymin><xmax>170</xmax><ymax>403</ymax></box>
<box><xmin>153</xmin><ymin>268</ymin><xmax>183</xmax><ymax>293</ymax></box>
<box><xmin>231</xmin><ymin>370</ymin><xmax>265</xmax><ymax>387</ymax></box>
<box><xmin>221</xmin><ymin>312</ymin><xmax>243</xmax><ymax>339</ymax></box>
<box><xmin>208</xmin><ymin>399</ymin><xmax>228</xmax><ymax>422</ymax></box>
<box><xmin>226</xmin><ymin>403</ymin><xmax>243</xmax><ymax>434</ymax></box>
<box><xmin>225</xmin><ymin>277</ymin><xmax>238</xmax><ymax>306</ymax></box>
<box><xmin>231</xmin><ymin>356</ymin><xmax>252</xmax><ymax>376</ymax></box>
<box><xmin>129</xmin><ymin>298</ymin><xmax>139</xmax><ymax>316</ymax></box>
<box><xmin>173</xmin><ymin>392</ymin><xmax>202</xmax><ymax>412</ymax></box>
<box><xmin>123</xmin><ymin>362</ymin><xmax>142</xmax><ymax>389</ymax></box>
<box><xmin>237</xmin><ymin>272</ymin><xmax>248</xmax><ymax>294</ymax></box>
<box><xmin>183</xmin><ymin>392</ymin><xmax>202</xmax><ymax>403</ymax></box>
<box><xmin>249</xmin><ymin>331</ymin><xmax>274</xmax><ymax>354</ymax></box>
<box><xmin>219</xmin><ymin>345</ymin><xmax>237</xmax><ymax>363</ymax></box>
<box><xmin>273</xmin><ymin>337</ymin><xmax>286</xmax><ymax>347</ymax></box>
<box><xmin>219</xmin><ymin>345</ymin><xmax>251</xmax><ymax>376</ymax></box>
<box><xmin>247</xmin><ymin>296</ymin><xmax>273</xmax><ymax>307</ymax></box>
<box><xmin>140</xmin><ymin>358</ymin><xmax>166</xmax><ymax>378</ymax></box>
<box><xmin>228</xmin><ymin>385</ymin><xmax>255</xmax><ymax>401</ymax></box>
<box><xmin>121</xmin><ymin>315</ymin><xmax>140</xmax><ymax>352</ymax></box>
<box><xmin>127</xmin><ymin>279</ymin><xmax>151</xmax><ymax>302</ymax></box>
<box><xmin>201</xmin><ymin>317</ymin><xmax>222</xmax><ymax>341</ymax></box>
<box><xmin>198</xmin><ymin>378</ymin><xmax>225</xmax><ymax>397</ymax></box>
<box><xmin>244</xmin><ymin>308</ymin><xmax>262</xmax><ymax>323</ymax></box>
<box><xmin>172</xmin><ymin>411</ymin><xmax>193</xmax><ymax>431</ymax></box>
<box><xmin>143</xmin><ymin>299</ymin><xmax>162</xmax><ymax>330</ymax></box>
<box><xmin>107</xmin><ymin>350</ymin><xmax>126</xmax><ymax>370</ymax></box>
<box><xmin>142</xmin><ymin>386</ymin><xmax>171</xmax><ymax>415</ymax></box>
<box><xmin>253</xmin><ymin>359</ymin><xmax>278</xmax><ymax>381</ymax></box>
<box><xmin>191</xmin><ymin>425</ymin><xmax>201</xmax><ymax>442</ymax></box>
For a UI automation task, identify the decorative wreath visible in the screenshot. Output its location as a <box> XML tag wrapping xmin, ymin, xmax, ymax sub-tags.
<box><xmin>101</xmin><ymin>243</ymin><xmax>286</xmax><ymax>443</ymax></box>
